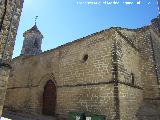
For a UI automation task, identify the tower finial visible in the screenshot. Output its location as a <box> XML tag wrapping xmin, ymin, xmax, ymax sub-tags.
<box><xmin>35</xmin><ymin>16</ymin><xmax>38</xmax><ymax>25</ymax></box>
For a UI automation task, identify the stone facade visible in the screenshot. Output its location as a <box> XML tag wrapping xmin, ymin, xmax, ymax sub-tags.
<box><xmin>0</xmin><ymin>0</ymin><xmax>23</xmax><ymax>116</ymax></box>
<box><xmin>4</xmin><ymin>16</ymin><xmax>160</xmax><ymax>120</ymax></box>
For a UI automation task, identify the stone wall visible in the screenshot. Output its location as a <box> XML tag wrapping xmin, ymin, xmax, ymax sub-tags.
<box><xmin>116</xmin><ymin>29</ymin><xmax>142</xmax><ymax>87</ymax></box>
<box><xmin>4</xmin><ymin>17</ymin><xmax>160</xmax><ymax>120</ymax></box>
<box><xmin>113</xmin><ymin>25</ymin><xmax>160</xmax><ymax>120</ymax></box>
<box><xmin>0</xmin><ymin>0</ymin><xmax>23</xmax><ymax>63</ymax></box>
<box><xmin>137</xmin><ymin>29</ymin><xmax>159</xmax><ymax>98</ymax></box>
<box><xmin>56</xmin><ymin>85</ymin><xmax>115</xmax><ymax>119</ymax></box>
<box><xmin>21</xmin><ymin>25</ymin><xmax>43</xmax><ymax>56</ymax></box>
<box><xmin>5</xmin><ymin>29</ymin><xmax>118</xmax><ymax>120</ymax></box>
<box><xmin>113</xmin><ymin>29</ymin><xmax>144</xmax><ymax>120</ymax></box>
<box><xmin>137</xmin><ymin>98</ymin><xmax>160</xmax><ymax>120</ymax></box>
<box><xmin>119</xmin><ymin>85</ymin><xmax>143</xmax><ymax>120</ymax></box>
<box><xmin>0</xmin><ymin>67</ymin><xmax>10</xmax><ymax>115</ymax></box>
<box><xmin>150</xmin><ymin>28</ymin><xmax>160</xmax><ymax>89</ymax></box>
<box><xmin>0</xmin><ymin>0</ymin><xmax>23</xmax><ymax>116</ymax></box>
<box><xmin>115</xmin><ymin>26</ymin><xmax>160</xmax><ymax>99</ymax></box>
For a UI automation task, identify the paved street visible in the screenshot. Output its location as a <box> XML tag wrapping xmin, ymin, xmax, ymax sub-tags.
<box><xmin>1</xmin><ymin>117</ymin><xmax>12</xmax><ymax>120</ymax></box>
<box><xmin>2</xmin><ymin>111</ymin><xmax>56</xmax><ymax>120</ymax></box>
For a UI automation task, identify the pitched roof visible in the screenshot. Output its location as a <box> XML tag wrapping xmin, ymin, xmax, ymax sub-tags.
<box><xmin>23</xmin><ymin>24</ymin><xmax>43</xmax><ymax>37</ymax></box>
<box><xmin>27</xmin><ymin>25</ymin><xmax>41</xmax><ymax>33</ymax></box>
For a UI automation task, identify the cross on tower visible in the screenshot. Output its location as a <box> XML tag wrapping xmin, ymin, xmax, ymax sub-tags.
<box><xmin>35</xmin><ymin>16</ymin><xmax>38</xmax><ymax>25</ymax></box>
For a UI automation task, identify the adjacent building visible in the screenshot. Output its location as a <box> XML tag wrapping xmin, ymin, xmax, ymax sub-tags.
<box><xmin>0</xmin><ymin>0</ymin><xmax>24</xmax><ymax>116</ymax></box>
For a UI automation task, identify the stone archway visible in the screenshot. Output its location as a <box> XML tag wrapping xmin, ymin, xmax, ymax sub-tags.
<box><xmin>42</xmin><ymin>80</ymin><xmax>56</xmax><ymax>116</ymax></box>
<box><xmin>36</xmin><ymin>73</ymin><xmax>57</xmax><ymax>115</ymax></box>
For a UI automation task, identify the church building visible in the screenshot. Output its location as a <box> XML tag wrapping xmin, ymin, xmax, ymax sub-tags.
<box><xmin>3</xmin><ymin>16</ymin><xmax>160</xmax><ymax>120</ymax></box>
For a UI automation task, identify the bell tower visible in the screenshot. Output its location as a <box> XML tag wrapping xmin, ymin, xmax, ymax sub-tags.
<box><xmin>21</xmin><ymin>17</ymin><xmax>43</xmax><ymax>56</ymax></box>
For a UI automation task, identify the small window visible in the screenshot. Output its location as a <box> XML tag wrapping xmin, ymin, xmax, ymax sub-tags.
<box><xmin>34</xmin><ymin>39</ymin><xmax>39</xmax><ymax>48</ymax></box>
<box><xmin>82</xmin><ymin>54</ymin><xmax>88</xmax><ymax>62</ymax></box>
<box><xmin>131</xmin><ymin>73</ymin><xmax>135</xmax><ymax>85</ymax></box>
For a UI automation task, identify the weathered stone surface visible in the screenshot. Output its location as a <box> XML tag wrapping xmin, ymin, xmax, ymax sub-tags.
<box><xmin>4</xmin><ymin>16</ymin><xmax>160</xmax><ymax>120</ymax></box>
<box><xmin>0</xmin><ymin>0</ymin><xmax>24</xmax><ymax>117</ymax></box>
<box><xmin>21</xmin><ymin>25</ymin><xmax>43</xmax><ymax>56</ymax></box>
<box><xmin>0</xmin><ymin>0</ymin><xmax>24</xmax><ymax>63</ymax></box>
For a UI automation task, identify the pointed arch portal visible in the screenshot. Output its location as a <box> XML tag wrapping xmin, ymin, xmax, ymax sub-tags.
<box><xmin>42</xmin><ymin>80</ymin><xmax>56</xmax><ymax>116</ymax></box>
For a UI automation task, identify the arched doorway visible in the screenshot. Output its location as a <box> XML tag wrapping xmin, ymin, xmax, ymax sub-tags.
<box><xmin>42</xmin><ymin>80</ymin><xmax>56</xmax><ymax>116</ymax></box>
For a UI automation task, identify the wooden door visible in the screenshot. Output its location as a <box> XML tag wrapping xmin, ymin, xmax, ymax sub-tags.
<box><xmin>43</xmin><ymin>80</ymin><xmax>56</xmax><ymax>116</ymax></box>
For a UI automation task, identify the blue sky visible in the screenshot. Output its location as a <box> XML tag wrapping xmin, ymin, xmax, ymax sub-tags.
<box><xmin>13</xmin><ymin>0</ymin><xmax>159</xmax><ymax>58</ymax></box>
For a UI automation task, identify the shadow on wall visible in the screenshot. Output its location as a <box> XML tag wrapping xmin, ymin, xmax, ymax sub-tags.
<box><xmin>136</xmin><ymin>100</ymin><xmax>160</xmax><ymax>120</ymax></box>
